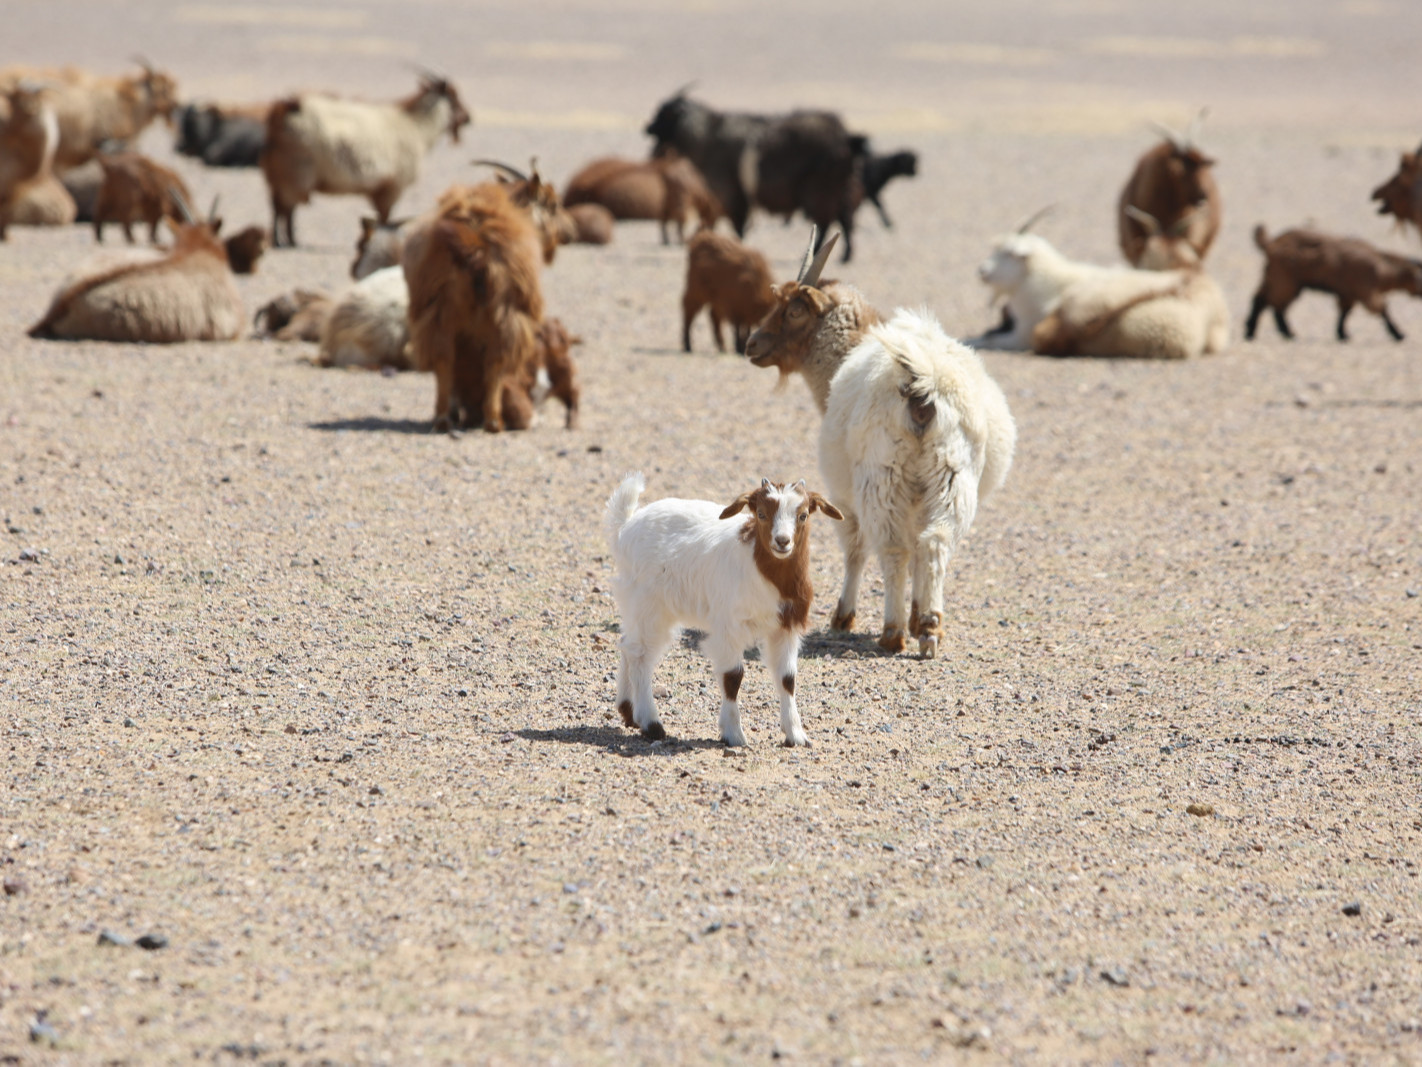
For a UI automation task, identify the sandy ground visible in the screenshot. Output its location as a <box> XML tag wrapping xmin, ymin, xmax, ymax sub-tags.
<box><xmin>2</xmin><ymin>2</ymin><xmax>1421</xmax><ymax>1064</ymax></box>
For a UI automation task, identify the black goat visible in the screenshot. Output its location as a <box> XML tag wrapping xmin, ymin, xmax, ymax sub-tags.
<box><xmin>856</xmin><ymin>149</ymin><xmax>918</xmax><ymax>229</ymax></box>
<box><xmin>174</xmin><ymin>103</ymin><xmax>266</xmax><ymax>168</ymax></box>
<box><xmin>644</xmin><ymin>91</ymin><xmax>866</xmax><ymax>261</ymax></box>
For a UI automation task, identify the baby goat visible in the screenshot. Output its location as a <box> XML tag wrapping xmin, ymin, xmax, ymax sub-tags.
<box><xmin>681</xmin><ymin>231</ymin><xmax>777</xmax><ymax>354</ymax></box>
<box><xmin>92</xmin><ymin>151</ymin><xmax>193</xmax><ymax>244</ymax></box>
<box><xmin>1245</xmin><ymin>226</ymin><xmax>1422</xmax><ymax>342</ymax></box>
<box><xmin>605</xmin><ymin>473</ymin><xmax>842</xmax><ymax>747</ymax></box>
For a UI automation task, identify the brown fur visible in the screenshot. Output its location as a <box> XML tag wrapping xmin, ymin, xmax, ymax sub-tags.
<box><xmin>744</xmin><ymin>278</ymin><xmax>882</xmax><ymax>412</ymax></box>
<box><xmin>562</xmin><ymin>202</ymin><xmax>614</xmax><ymax>245</ymax></box>
<box><xmin>719</xmin><ymin>481</ymin><xmax>842</xmax><ymax>632</ymax></box>
<box><xmin>254</xmin><ymin>289</ymin><xmax>333</xmax><ymax>341</ymax></box>
<box><xmin>1245</xmin><ymin>225</ymin><xmax>1422</xmax><ymax>342</ymax></box>
<box><xmin>92</xmin><ymin>152</ymin><xmax>192</xmax><ymax>244</ymax></box>
<box><xmin>563</xmin><ymin>154</ymin><xmax>721</xmax><ymax>244</ymax></box>
<box><xmin>681</xmin><ymin>231</ymin><xmax>777</xmax><ymax>353</ymax></box>
<box><xmin>1118</xmin><ymin>138</ymin><xmax>1222</xmax><ymax>267</ymax></box>
<box><xmin>0</xmin><ymin>86</ymin><xmax>56</xmax><ymax>239</ymax></box>
<box><xmin>6</xmin><ymin>174</ymin><xmax>76</xmax><ymax>227</ymax></box>
<box><xmin>722</xmin><ymin>667</ymin><xmax>744</xmax><ymax>701</ymax></box>
<box><xmin>1371</xmin><ymin>143</ymin><xmax>1422</xmax><ymax>237</ymax></box>
<box><xmin>223</xmin><ymin>225</ymin><xmax>269</xmax><ymax>274</ymax></box>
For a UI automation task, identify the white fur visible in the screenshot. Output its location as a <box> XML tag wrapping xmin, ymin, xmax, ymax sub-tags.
<box><xmin>318</xmin><ymin>266</ymin><xmax>410</xmax><ymax>369</ymax></box>
<box><xmin>604</xmin><ymin>473</ymin><xmax>811</xmax><ymax>748</ymax></box>
<box><xmin>820</xmin><ymin>309</ymin><xmax>1016</xmax><ymax>657</ymax></box>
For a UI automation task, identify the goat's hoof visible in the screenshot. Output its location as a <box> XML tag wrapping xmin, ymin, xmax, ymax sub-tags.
<box><xmin>641</xmin><ymin>721</ymin><xmax>666</xmax><ymax>741</ymax></box>
<box><xmin>830</xmin><ymin>609</ymin><xmax>856</xmax><ymax>632</ymax></box>
<box><xmin>617</xmin><ymin>700</ymin><xmax>635</xmax><ymax>728</ymax></box>
<box><xmin>877</xmin><ymin>627</ymin><xmax>906</xmax><ymax>653</ymax></box>
<box><xmin>721</xmin><ymin>733</ymin><xmax>747</xmax><ymax>748</ymax></box>
<box><xmin>782</xmin><ymin>735</ymin><xmax>810</xmax><ymax>748</ymax></box>
<box><xmin>431</xmin><ymin>416</ymin><xmax>452</xmax><ymax>434</ymax></box>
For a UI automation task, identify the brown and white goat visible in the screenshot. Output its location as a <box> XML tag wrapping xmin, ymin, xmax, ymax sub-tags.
<box><xmin>1371</xmin><ymin>142</ymin><xmax>1422</xmax><ymax>238</ymax></box>
<box><xmin>29</xmin><ymin>196</ymin><xmax>243</xmax><ymax>343</ymax></box>
<box><xmin>92</xmin><ymin>151</ymin><xmax>193</xmax><ymax>243</ymax></box>
<box><xmin>1118</xmin><ymin>115</ymin><xmax>1221</xmax><ymax>267</ymax></box>
<box><xmin>0</xmin><ymin>60</ymin><xmax>178</xmax><ymax>170</ymax></box>
<box><xmin>261</xmin><ymin>73</ymin><xmax>471</xmax><ymax>247</ymax></box>
<box><xmin>350</xmin><ymin>215</ymin><xmax>414</xmax><ymax>279</ymax></box>
<box><xmin>401</xmin><ymin>164</ymin><xmax>564</xmax><ymax>432</ymax></box>
<box><xmin>0</xmin><ymin>85</ymin><xmax>59</xmax><ymax>239</ymax></box>
<box><xmin>1245</xmin><ymin>225</ymin><xmax>1422</xmax><ymax>342</ymax></box>
<box><xmin>563</xmin><ymin>155</ymin><xmax>720</xmax><ymax>244</ymax></box>
<box><xmin>605</xmin><ymin>472</ymin><xmax>842</xmax><ymax>746</ymax></box>
<box><xmin>681</xmin><ymin>231</ymin><xmax>777</xmax><ymax>354</ymax></box>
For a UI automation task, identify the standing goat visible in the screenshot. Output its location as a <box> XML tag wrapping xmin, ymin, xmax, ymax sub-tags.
<box><xmin>644</xmin><ymin>90</ymin><xmax>867</xmax><ymax>261</ymax></box>
<box><xmin>401</xmin><ymin>162</ymin><xmax>565</xmax><ymax>431</ymax></box>
<box><xmin>0</xmin><ymin>84</ymin><xmax>58</xmax><ymax>239</ymax></box>
<box><xmin>605</xmin><ymin>473</ymin><xmax>842</xmax><ymax>746</ymax></box>
<box><xmin>92</xmin><ymin>151</ymin><xmax>193</xmax><ymax>243</ymax></box>
<box><xmin>0</xmin><ymin>60</ymin><xmax>178</xmax><ymax>170</ymax></box>
<box><xmin>681</xmin><ymin>231</ymin><xmax>776</xmax><ymax>354</ymax></box>
<box><xmin>1245</xmin><ymin>226</ymin><xmax>1422</xmax><ymax>342</ymax></box>
<box><xmin>1118</xmin><ymin>114</ymin><xmax>1221</xmax><ymax>267</ymax></box>
<box><xmin>747</xmin><ymin>230</ymin><xmax>1016</xmax><ymax>657</ymax></box>
<box><xmin>29</xmin><ymin>195</ymin><xmax>243</xmax><ymax>343</ymax></box>
<box><xmin>852</xmin><ymin>148</ymin><xmax>919</xmax><ymax>229</ymax></box>
<box><xmin>261</xmin><ymin>72</ymin><xmax>470</xmax><ymax>247</ymax></box>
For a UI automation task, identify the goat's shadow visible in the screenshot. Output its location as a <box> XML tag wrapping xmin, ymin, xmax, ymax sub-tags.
<box><xmin>517</xmin><ymin>725</ymin><xmax>725</xmax><ymax>757</ymax></box>
<box><xmin>681</xmin><ymin>626</ymin><xmax>888</xmax><ymax>661</ymax></box>
<box><xmin>308</xmin><ymin>416</ymin><xmax>432</xmax><ymax>435</ymax></box>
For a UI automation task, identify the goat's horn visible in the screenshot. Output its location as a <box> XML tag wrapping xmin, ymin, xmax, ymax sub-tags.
<box><xmin>1168</xmin><ymin>204</ymin><xmax>1198</xmax><ymax>237</ymax></box>
<box><xmin>404</xmin><ymin>60</ymin><xmax>444</xmax><ymax>84</ymax></box>
<box><xmin>801</xmin><ymin>229</ymin><xmax>839</xmax><ymax>288</ymax></box>
<box><xmin>169</xmin><ymin>187</ymin><xmax>196</xmax><ymax>225</ymax></box>
<box><xmin>795</xmin><ymin>226</ymin><xmax>820</xmax><ymax>284</ymax></box>
<box><xmin>1016</xmin><ymin>204</ymin><xmax>1054</xmax><ymax>234</ymax></box>
<box><xmin>472</xmin><ymin>159</ymin><xmax>528</xmax><ymax>182</ymax></box>
<box><xmin>528</xmin><ymin>156</ymin><xmax>541</xmax><ymax>182</ymax></box>
<box><xmin>1183</xmin><ymin>107</ymin><xmax>1208</xmax><ymax>151</ymax></box>
<box><xmin>1123</xmin><ymin>204</ymin><xmax>1161</xmax><ymax>235</ymax></box>
<box><xmin>1149</xmin><ymin>120</ymin><xmax>1183</xmax><ymax>149</ymax></box>
<box><xmin>131</xmin><ymin>54</ymin><xmax>155</xmax><ymax>73</ymax></box>
<box><xmin>672</xmin><ymin>81</ymin><xmax>697</xmax><ymax>98</ymax></box>
<box><xmin>208</xmin><ymin>195</ymin><xmax>221</xmax><ymax>221</ymax></box>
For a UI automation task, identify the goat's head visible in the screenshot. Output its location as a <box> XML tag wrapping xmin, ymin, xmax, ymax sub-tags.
<box><xmin>1127</xmin><ymin>205</ymin><xmax>1203</xmax><ymax>270</ymax></box>
<box><xmin>977</xmin><ymin>232</ymin><xmax>1054</xmax><ymax>293</ymax></box>
<box><xmin>644</xmin><ymin>86</ymin><xmax>699</xmax><ymax>153</ymax></box>
<box><xmin>1371</xmin><ymin>144</ymin><xmax>1422</xmax><ymax>228</ymax></box>
<box><xmin>477</xmin><ymin>158</ymin><xmax>570</xmax><ymax>264</ymax></box>
<box><xmin>131</xmin><ymin>58</ymin><xmax>179</xmax><ymax>123</ymax></box>
<box><xmin>719</xmin><ymin>478</ymin><xmax>842</xmax><ymax>561</ymax></box>
<box><xmin>351</xmin><ymin>215</ymin><xmax>409</xmax><ymax>279</ymax></box>
<box><xmin>744</xmin><ymin>227</ymin><xmax>839</xmax><ymax>374</ymax></box>
<box><xmin>413</xmin><ymin>70</ymin><xmax>472</xmax><ymax>142</ymax></box>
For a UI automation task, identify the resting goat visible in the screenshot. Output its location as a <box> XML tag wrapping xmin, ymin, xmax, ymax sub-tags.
<box><xmin>645</xmin><ymin>90</ymin><xmax>867</xmax><ymax>261</ymax></box>
<box><xmin>261</xmin><ymin>72</ymin><xmax>470</xmax><ymax>247</ymax></box>
<box><xmin>318</xmin><ymin>266</ymin><xmax>412</xmax><ymax>370</ymax></box>
<box><xmin>681</xmin><ymin>231</ymin><xmax>776</xmax><ymax>354</ymax></box>
<box><xmin>1245</xmin><ymin>226</ymin><xmax>1422</xmax><ymax>342</ymax></box>
<box><xmin>253</xmin><ymin>288</ymin><xmax>333</xmax><ymax>341</ymax></box>
<box><xmin>1118</xmin><ymin>114</ymin><xmax>1221</xmax><ymax>267</ymax></box>
<box><xmin>605</xmin><ymin>472</ymin><xmax>842</xmax><ymax>746</ymax></box>
<box><xmin>563</xmin><ymin>154</ymin><xmax>720</xmax><ymax>244</ymax></box>
<box><xmin>29</xmin><ymin>194</ymin><xmax>243</xmax><ymax>343</ymax></box>
<box><xmin>0</xmin><ymin>85</ymin><xmax>59</xmax><ymax>238</ymax></box>
<box><xmin>748</xmin><ymin>231</ymin><xmax>1015</xmax><ymax>657</ymax></box>
<box><xmin>174</xmin><ymin>101</ymin><xmax>266</xmax><ymax>168</ymax></box>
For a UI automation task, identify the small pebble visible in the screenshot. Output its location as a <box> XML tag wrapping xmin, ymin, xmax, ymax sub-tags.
<box><xmin>2</xmin><ymin>875</ymin><xmax>25</xmax><ymax>896</ymax></box>
<box><xmin>29</xmin><ymin>1019</ymin><xmax>59</xmax><ymax>1046</ymax></box>
<box><xmin>1100</xmin><ymin>967</ymin><xmax>1130</xmax><ymax>987</ymax></box>
<box><xmin>1342</xmin><ymin>901</ymin><xmax>1362</xmax><ymax>917</ymax></box>
<box><xmin>136</xmin><ymin>933</ymin><xmax>169</xmax><ymax>951</ymax></box>
<box><xmin>976</xmin><ymin>855</ymin><xmax>994</xmax><ymax>869</ymax></box>
<box><xmin>97</xmin><ymin>930</ymin><xmax>132</xmax><ymax>947</ymax></box>
<box><xmin>123</xmin><ymin>717</ymin><xmax>136</xmax><ymax>728</ymax></box>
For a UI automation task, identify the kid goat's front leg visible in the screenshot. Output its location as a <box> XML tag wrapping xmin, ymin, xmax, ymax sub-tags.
<box><xmin>766</xmin><ymin>629</ymin><xmax>808</xmax><ymax>747</ymax></box>
<box><xmin>704</xmin><ymin>633</ymin><xmax>747</xmax><ymax>747</ymax></box>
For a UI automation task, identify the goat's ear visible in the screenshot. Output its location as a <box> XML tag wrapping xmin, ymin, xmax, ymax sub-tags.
<box><xmin>808</xmin><ymin>493</ymin><xmax>844</xmax><ymax>521</ymax></box>
<box><xmin>719</xmin><ymin>492</ymin><xmax>754</xmax><ymax>520</ymax></box>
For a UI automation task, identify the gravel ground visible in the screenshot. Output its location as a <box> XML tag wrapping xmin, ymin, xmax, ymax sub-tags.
<box><xmin>3</xmin><ymin>2</ymin><xmax>1421</xmax><ymax>1064</ymax></box>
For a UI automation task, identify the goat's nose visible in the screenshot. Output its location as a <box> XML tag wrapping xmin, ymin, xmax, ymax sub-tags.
<box><xmin>775</xmin><ymin>534</ymin><xmax>792</xmax><ymax>550</ymax></box>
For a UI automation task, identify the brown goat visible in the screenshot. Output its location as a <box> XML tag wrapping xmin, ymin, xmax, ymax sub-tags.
<box><xmin>223</xmin><ymin>225</ymin><xmax>270</xmax><ymax>275</ymax></box>
<box><xmin>681</xmin><ymin>231</ymin><xmax>777</xmax><ymax>354</ymax></box>
<box><xmin>0</xmin><ymin>85</ymin><xmax>58</xmax><ymax>239</ymax></box>
<box><xmin>402</xmin><ymin>166</ymin><xmax>563</xmax><ymax>432</ymax></box>
<box><xmin>0</xmin><ymin>61</ymin><xmax>178</xmax><ymax>170</ymax></box>
<box><xmin>1370</xmin><ymin>142</ymin><xmax>1422</xmax><ymax>237</ymax></box>
<box><xmin>563</xmin><ymin>155</ymin><xmax>720</xmax><ymax>244</ymax></box>
<box><xmin>1245</xmin><ymin>226</ymin><xmax>1422</xmax><ymax>342</ymax></box>
<box><xmin>92</xmin><ymin>152</ymin><xmax>193</xmax><ymax>243</ymax></box>
<box><xmin>562</xmin><ymin>202</ymin><xmax>614</xmax><ymax>245</ymax></box>
<box><xmin>1118</xmin><ymin>119</ymin><xmax>1221</xmax><ymax>267</ymax></box>
<box><xmin>253</xmin><ymin>289</ymin><xmax>333</xmax><ymax>341</ymax></box>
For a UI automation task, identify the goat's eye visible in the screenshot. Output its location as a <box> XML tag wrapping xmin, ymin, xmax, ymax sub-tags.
<box><xmin>798</xmin><ymin>512</ymin><xmax>807</xmax><ymax>523</ymax></box>
<box><xmin>756</xmin><ymin>511</ymin><xmax>766</xmax><ymax>521</ymax></box>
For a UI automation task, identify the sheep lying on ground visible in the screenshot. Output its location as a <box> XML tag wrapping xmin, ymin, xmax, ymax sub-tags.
<box><xmin>605</xmin><ymin>472</ymin><xmax>842</xmax><ymax>746</ymax></box>
<box><xmin>681</xmin><ymin>231</ymin><xmax>776</xmax><ymax>353</ymax></box>
<box><xmin>1245</xmin><ymin>226</ymin><xmax>1422</xmax><ymax>341</ymax></box>
<box><xmin>29</xmin><ymin>196</ymin><xmax>243</xmax><ymax>343</ymax></box>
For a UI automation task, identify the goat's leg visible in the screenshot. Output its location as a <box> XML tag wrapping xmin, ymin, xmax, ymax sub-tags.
<box><xmin>913</xmin><ymin>536</ymin><xmax>951</xmax><ymax>660</ymax></box>
<box><xmin>1272</xmin><ymin>305</ymin><xmax>1294</xmax><ymax>340</ymax></box>
<box><xmin>369</xmin><ymin>182</ymin><xmax>400</xmax><ymax>224</ymax></box>
<box><xmin>621</xmin><ymin>626</ymin><xmax>672</xmax><ymax>740</ymax></box>
<box><xmin>681</xmin><ymin>293</ymin><xmax>702</xmax><ymax>353</ymax></box>
<box><xmin>121</xmin><ymin>221</ymin><xmax>135</xmax><ymax>244</ymax></box>
<box><xmin>1336</xmin><ymin>299</ymin><xmax>1354</xmax><ymax>341</ymax></box>
<box><xmin>709</xmin><ymin>309</ymin><xmax>726</xmax><ymax>353</ymax></box>
<box><xmin>877</xmin><ymin>546</ymin><xmax>911</xmax><ymax>653</ymax></box>
<box><xmin>831</xmin><ymin>511</ymin><xmax>866</xmax><ymax>631</ymax></box>
<box><xmin>1244</xmin><ymin>293</ymin><xmax>1267</xmax><ymax>340</ymax></box>
<box><xmin>1380</xmin><ymin>305</ymin><xmax>1406</xmax><ymax>341</ymax></box>
<box><xmin>765</xmin><ymin>630</ymin><xmax>807</xmax><ymax>747</ymax></box>
<box><xmin>704</xmin><ymin>633</ymin><xmax>747</xmax><ymax>747</ymax></box>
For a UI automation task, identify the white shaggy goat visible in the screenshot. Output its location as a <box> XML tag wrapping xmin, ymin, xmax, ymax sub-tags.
<box><xmin>261</xmin><ymin>73</ymin><xmax>470</xmax><ymax>247</ymax></box>
<box><xmin>318</xmin><ymin>266</ymin><xmax>411</xmax><ymax>369</ymax></box>
<box><xmin>604</xmin><ymin>473</ymin><xmax>842</xmax><ymax>747</ymax></box>
<box><xmin>28</xmin><ymin>197</ymin><xmax>243</xmax><ymax>343</ymax></box>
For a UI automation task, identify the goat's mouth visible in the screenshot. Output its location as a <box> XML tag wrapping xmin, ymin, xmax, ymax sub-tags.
<box><xmin>746</xmin><ymin>347</ymin><xmax>773</xmax><ymax>365</ymax></box>
<box><xmin>769</xmin><ymin>544</ymin><xmax>794</xmax><ymax>559</ymax></box>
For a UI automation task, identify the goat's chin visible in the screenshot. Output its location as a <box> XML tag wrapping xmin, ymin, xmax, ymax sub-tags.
<box><xmin>770</xmin><ymin>545</ymin><xmax>793</xmax><ymax>560</ymax></box>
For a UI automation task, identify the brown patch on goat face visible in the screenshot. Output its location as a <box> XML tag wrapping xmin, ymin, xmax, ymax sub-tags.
<box><xmin>722</xmin><ymin>667</ymin><xmax>744</xmax><ymax>701</ymax></box>
<box><xmin>720</xmin><ymin>481</ymin><xmax>823</xmax><ymax>632</ymax></box>
<box><xmin>617</xmin><ymin>699</ymin><xmax>635</xmax><ymax>727</ymax></box>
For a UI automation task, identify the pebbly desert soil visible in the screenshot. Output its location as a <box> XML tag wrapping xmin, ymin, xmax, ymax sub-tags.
<box><xmin>2</xmin><ymin>1</ymin><xmax>1420</xmax><ymax>1064</ymax></box>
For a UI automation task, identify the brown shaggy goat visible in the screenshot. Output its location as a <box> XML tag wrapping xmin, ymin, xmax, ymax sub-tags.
<box><xmin>1118</xmin><ymin>119</ymin><xmax>1221</xmax><ymax>267</ymax></box>
<box><xmin>681</xmin><ymin>231</ymin><xmax>777</xmax><ymax>354</ymax></box>
<box><xmin>562</xmin><ymin>202</ymin><xmax>614</xmax><ymax>245</ymax></box>
<box><xmin>1371</xmin><ymin>142</ymin><xmax>1422</xmax><ymax>238</ymax></box>
<box><xmin>92</xmin><ymin>152</ymin><xmax>193</xmax><ymax>243</ymax></box>
<box><xmin>1245</xmin><ymin>226</ymin><xmax>1422</xmax><ymax>342</ymax></box>
<box><xmin>223</xmin><ymin>225</ymin><xmax>270</xmax><ymax>274</ymax></box>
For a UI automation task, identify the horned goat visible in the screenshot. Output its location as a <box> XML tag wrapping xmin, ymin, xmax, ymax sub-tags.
<box><xmin>605</xmin><ymin>472</ymin><xmax>842</xmax><ymax>746</ymax></box>
<box><xmin>401</xmin><ymin>162</ymin><xmax>565</xmax><ymax>431</ymax></box>
<box><xmin>1118</xmin><ymin>113</ymin><xmax>1221</xmax><ymax>267</ymax></box>
<box><xmin>0</xmin><ymin>84</ymin><xmax>59</xmax><ymax>239</ymax></box>
<box><xmin>1245</xmin><ymin>226</ymin><xmax>1422</xmax><ymax>342</ymax></box>
<box><xmin>681</xmin><ymin>231</ymin><xmax>777</xmax><ymax>354</ymax></box>
<box><xmin>0</xmin><ymin>60</ymin><xmax>178</xmax><ymax>170</ymax></box>
<box><xmin>29</xmin><ymin>195</ymin><xmax>243</xmax><ymax>343</ymax></box>
<box><xmin>261</xmin><ymin>72</ymin><xmax>471</xmax><ymax>247</ymax></box>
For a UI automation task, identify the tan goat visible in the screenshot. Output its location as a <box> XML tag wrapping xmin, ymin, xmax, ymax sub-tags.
<box><xmin>92</xmin><ymin>152</ymin><xmax>193</xmax><ymax>243</ymax></box>
<box><xmin>681</xmin><ymin>231</ymin><xmax>777</xmax><ymax>354</ymax></box>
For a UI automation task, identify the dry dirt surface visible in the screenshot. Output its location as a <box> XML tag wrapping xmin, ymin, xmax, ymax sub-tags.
<box><xmin>3</xmin><ymin>2</ymin><xmax>1421</xmax><ymax>1064</ymax></box>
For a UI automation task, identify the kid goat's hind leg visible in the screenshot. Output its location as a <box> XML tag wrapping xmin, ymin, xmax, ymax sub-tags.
<box><xmin>618</xmin><ymin>626</ymin><xmax>673</xmax><ymax>740</ymax></box>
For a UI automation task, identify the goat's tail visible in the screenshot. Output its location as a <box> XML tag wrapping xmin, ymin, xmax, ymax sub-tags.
<box><xmin>1253</xmin><ymin>224</ymin><xmax>1270</xmax><ymax>252</ymax></box>
<box><xmin>604</xmin><ymin>472</ymin><xmax>646</xmax><ymax>552</ymax></box>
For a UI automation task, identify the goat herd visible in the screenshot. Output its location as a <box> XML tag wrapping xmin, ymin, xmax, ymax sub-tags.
<box><xmin>4</xmin><ymin>62</ymin><xmax>1422</xmax><ymax>745</ymax></box>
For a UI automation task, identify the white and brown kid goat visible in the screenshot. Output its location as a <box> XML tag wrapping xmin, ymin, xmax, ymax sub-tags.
<box><xmin>604</xmin><ymin>473</ymin><xmax>842</xmax><ymax>747</ymax></box>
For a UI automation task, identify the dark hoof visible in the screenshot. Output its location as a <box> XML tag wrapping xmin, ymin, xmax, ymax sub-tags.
<box><xmin>642</xmin><ymin>722</ymin><xmax>666</xmax><ymax>741</ymax></box>
<box><xmin>617</xmin><ymin>700</ymin><xmax>635</xmax><ymax>728</ymax></box>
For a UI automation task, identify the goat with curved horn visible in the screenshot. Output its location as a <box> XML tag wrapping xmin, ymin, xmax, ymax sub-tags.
<box><xmin>168</xmin><ymin>186</ymin><xmax>196</xmax><ymax>226</ymax></box>
<box><xmin>1016</xmin><ymin>204</ymin><xmax>1054</xmax><ymax>235</ymax></box>
<box><xmin>472</xmin><ymin>159</ymin><xmax>529</xmax><ymax>182</ymax></box>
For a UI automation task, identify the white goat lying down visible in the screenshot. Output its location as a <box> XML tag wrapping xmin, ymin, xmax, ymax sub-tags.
<box><xmin>604</xmin><ymin>473</ymin><xmax>842</xmax><ymax>747</ymax></box>
<box><xmin>821</xmin><ymin>310</ymin><xmax>1016</xmax><ymax>657</ymax></box>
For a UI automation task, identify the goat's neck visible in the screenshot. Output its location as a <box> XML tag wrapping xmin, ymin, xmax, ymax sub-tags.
<box><xmin>803</xmin><ymin>299</ymin><xmax>878</xmax><ymax>413</ymax></box>
<box><xmin>407</xmin><ymin>95</ymin><xmax>453</xmax><ymax>147</ymax></box>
